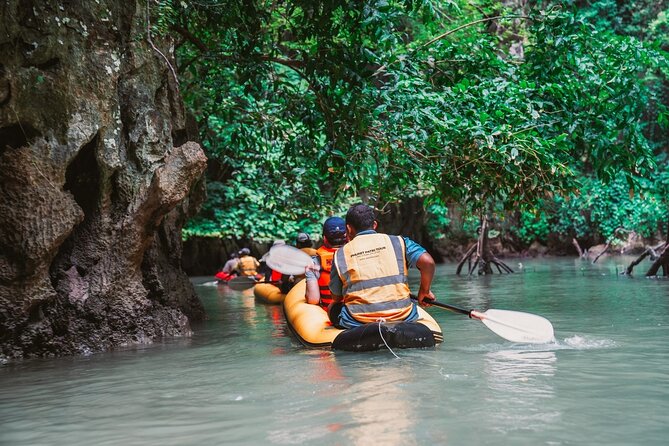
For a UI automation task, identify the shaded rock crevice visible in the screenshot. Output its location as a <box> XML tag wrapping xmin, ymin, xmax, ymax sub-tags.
<box><xmin>0</xmin><ymin>0</ymin><xmax>206</xmax><ymax>360</ymax></box>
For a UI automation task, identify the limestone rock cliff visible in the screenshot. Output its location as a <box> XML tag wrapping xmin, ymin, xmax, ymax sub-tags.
<box><xmin>0</xmin><ymin>0</ymin><xmax>206</xmax><ymax>359</ymax></box>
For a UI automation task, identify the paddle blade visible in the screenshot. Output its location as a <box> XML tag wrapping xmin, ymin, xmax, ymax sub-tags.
<box><xmin>473</xmin><ymin>309</ymin><xmax>555</xmax><ymax>344</ymax></box>
<box><xmin>266</xmin><ymin>244</ymin><xmax>312</xmax><ymax>275</ymax></box>
<box><xmin>228</xmin><ymin>276</ymin><xmax>258</xmax><ymax>291</ymax></box>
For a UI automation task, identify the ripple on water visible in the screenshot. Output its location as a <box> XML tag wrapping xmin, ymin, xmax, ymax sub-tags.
<box><xmin>557</xmin><ymin>335</ymin><xmax>617</xmax><ymax>349</ymax></box>
<box><xmin>459</xmin><ymin>334</ymin><xmax>617</xmax><ymax>353</ymax></box>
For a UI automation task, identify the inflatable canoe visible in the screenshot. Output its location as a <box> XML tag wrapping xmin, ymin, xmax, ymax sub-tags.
<box><xmin>283</xmin><ymin>280</ymin><xmax>443</xmax><ymax>352</ymax></box>
<box><xmin>254</xmin><ymin>282</ymin><xmax>286</xmax><ymax>304</ymax></box>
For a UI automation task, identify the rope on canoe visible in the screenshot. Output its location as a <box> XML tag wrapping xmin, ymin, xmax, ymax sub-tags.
<box><xmin>377</xmin><ymin>319</ymin><xmax>400</xmax><ymax>359</ymax></box>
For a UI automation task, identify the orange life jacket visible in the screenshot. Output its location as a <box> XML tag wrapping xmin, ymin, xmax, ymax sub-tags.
<box><xmin>333</xmin><ymin>233</ymin><xmax>412</xmax><ymax>323</ymax></box>
<box><xmin>316</xmin><ymin>245</ymin><xmax>338</xmax><ymax>308</ymax></box>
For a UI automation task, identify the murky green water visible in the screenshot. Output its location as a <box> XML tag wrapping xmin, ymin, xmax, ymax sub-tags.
<box><xmin>2</xmin><ymin>257</ymin><xmax>669</xmax><ymax>445</ymax></box>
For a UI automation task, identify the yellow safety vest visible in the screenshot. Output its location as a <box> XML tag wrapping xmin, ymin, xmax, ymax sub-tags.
<box><xmin>237</xmin><ymin>255</ymin><xmax>259</xmax><ymax>276</ymax></box>
<box><xmin>333</xmin><ymin>233</ymin><xmax>412</xmax><ymax>323</ymax></box>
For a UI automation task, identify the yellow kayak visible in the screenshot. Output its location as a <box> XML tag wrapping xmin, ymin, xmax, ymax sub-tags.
<box><xmin>283</xmin><ymin>280</ymin><xmax>443</xmax><ymax>351</ymax></box>
<box><xmin>254</xmin><ymin>283</ymin><xmax>286</xmax><ymax>304</ymax></box>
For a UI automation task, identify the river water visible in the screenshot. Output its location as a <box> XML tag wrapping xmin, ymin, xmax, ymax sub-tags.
<box><xmin>2</xmin><ymin>257</ymin><xmax>668</xmax><ymax>445</ymax></box>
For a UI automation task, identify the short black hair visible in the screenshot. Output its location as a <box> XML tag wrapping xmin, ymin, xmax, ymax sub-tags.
<box><xmin>345</xmin><ymin>203</ymin><xmax>376</xmax><ymax>231</ymax></box>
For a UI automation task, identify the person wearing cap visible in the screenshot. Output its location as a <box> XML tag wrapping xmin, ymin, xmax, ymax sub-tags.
<box><xmin>305</xmin><ymin>217</ymin><xmax>348</xmax><ymax>309</ymax></box>
<box><xmin>221</xmin><ymin>251</ymin><xmax>240</xmax><ymax>275</ymax></box>
<box><xmin>327</xmin><ymin>203</ymin><xmax>436</xmax><ymax>329</ymax></box>
<box><xmin>234</xmin><ymin>247</ymin><xmax>260</xmax><ymax>277</ymax></box>
<box><xmin>296</xmin><ymin>233</ymin><xmax>318</xmax><ymax>256</ymax></box>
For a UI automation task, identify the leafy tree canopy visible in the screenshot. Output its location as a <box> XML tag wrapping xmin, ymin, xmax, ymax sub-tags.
<box><xmin>155</xmin><ymin>0</ymin><xmax>668</xmax><ymax>241</ymax></box>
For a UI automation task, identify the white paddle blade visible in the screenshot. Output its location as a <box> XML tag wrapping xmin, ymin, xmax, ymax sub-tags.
<box><xmin>476</xmin><ymin>309</ymin><xmax>555</xmax><ymax>344</ymax></box>
<box><xmin>266</xmin><ymin>244</ymin><xmax>312</xmax><ymax>275</ymax></box>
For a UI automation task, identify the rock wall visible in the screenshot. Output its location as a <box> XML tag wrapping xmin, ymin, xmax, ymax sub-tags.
<box><xmin>0</xmin><ymin>0</ymin><xmax>206</xmax><ymax>359</ymax></box>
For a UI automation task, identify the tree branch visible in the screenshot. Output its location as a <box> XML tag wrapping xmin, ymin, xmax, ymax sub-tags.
<box><xmin>171</xmin><ymin>24</ymin><xmax>306</xmax><ymax>70</ymax></box>
<box><xmin>147</xmin><ymin>3</ymin><xmax>179</xmax><ymax>92</ymax></box>
<box><xmin>411</xmin><ymin>15</ymin><xmax>531</xmax><ymax>57</ymax></box>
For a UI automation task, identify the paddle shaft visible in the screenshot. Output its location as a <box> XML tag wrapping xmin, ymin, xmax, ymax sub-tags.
<box><xmin>426</xmin><ymin>300</ymin><xmax>474</xmax><ymax>318</ymax></box>
<box><xmin>228</xmin><ymin>277</ymin><xmax>280</xmax><ymax>291</ymax></box>
<box><xmin>411</xmin><ymin>295</ymin><xmax>473</xmax><ymax>318</ymax></box>
<box><xmin>235</xmin><ymin>280</ymin><xmax>280</xmax><ymax>286</ymax></box>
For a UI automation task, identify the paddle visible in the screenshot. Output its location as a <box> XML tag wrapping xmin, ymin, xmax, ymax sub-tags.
<box><xmin>414</xmin><ymin>296</ymin><xmax>555</xmax><ymax>344</ymax></box>
<box><xmin>228</xmin><ymin>276</ymin><xmax>280</xmax><ymax>291</ymax></box>
<box><xmin>265</xmin><ymin>244</ymin><xmax>313</xmax><ymax>275</ymax></box>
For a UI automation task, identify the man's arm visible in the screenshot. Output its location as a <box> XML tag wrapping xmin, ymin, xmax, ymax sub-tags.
<box><xmin>415</xmin><ymin>252</ymin><xmax>436</xmax><ymax>306</ymax></box>
<box><xmin>403</xmin><ymin>236</ymin><xmax>435</xmax><ymax>306</ymax></box>
<box><xmin>304</xmin><ymin>257</ymin><xmax>321</xmax><ymax>304</ymax></box>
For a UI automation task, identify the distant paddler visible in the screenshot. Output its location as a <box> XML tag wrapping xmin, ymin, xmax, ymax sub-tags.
<box><xmin>234</xmin><ymin>247</ymin><xmax>261</xmax><ymax>279</ymax></box>
<box><xmin>215</xmin><ymin>251</ymin><xmax>239</xmax><ymax>283</ymax></box>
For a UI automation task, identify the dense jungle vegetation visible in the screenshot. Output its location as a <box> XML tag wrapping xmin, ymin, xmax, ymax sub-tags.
<box><xmin>157</xmin><ymin>0</ymin><xmax>669</xmax><ymax>252</ymax></box>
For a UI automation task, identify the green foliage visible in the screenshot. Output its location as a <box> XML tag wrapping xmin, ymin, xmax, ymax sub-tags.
<box><xmin>424</xmin><ymin>201</ymin><xmax>450</xmax><ymax>239</ymax></box>
<box><xmin>513</xmin><ymin>209</ymin><xmax>551</xmax><ymax>245</ymax></box>
<box><xmin>152</xmin><ymin>1</ymin><xmax>668</xmax><ymax>242</ymax></box>
<box><xmin>512</xmin><ymin>156</ymin><xmax>669</xmax><ymax>244</ymax></box>
<box><xmin>368</xmin><ymin>4</ymin><xmax>665</xmax><ymax>213</ymax></box>
<box><xmin>649</xmin><ymin>10</ymin><xmax>669</xmax><ymax>48</ymax></box>
<box><xmin>559</xmin><ymin>0</ymin><xmax>668</xmax><ymax>41</ymax></box>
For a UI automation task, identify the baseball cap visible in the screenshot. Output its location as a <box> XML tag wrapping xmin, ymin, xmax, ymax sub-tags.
<box><xmin>296</xmin><ymin>233</ymin><xmax>311</xmax><ymax>243</ymax></box>
<box><xmin>323</xmin><ymin>216</ymin><xmax>346</xmax><ymax>243</ymax></box>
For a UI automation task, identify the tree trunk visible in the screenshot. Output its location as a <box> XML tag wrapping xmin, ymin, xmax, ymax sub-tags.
<box><xmin>623</xmin><ymin>242</ymin><xmax>667</xmax><ymax>276</ymax></box>
<box><xmin>0</xmin><ymin>0</ymin><xmax>206</xmax><ymax>359</ymax></box>
<box><xmin>456</xmin><ymin>216</ymin><xmax>514</xmax><ymax>275</ymax></box>
<box><xmin>375</xmin><ymin>198</ymin><xmax>445</xmax><ymax>263</ymax></box>
<box><xmin>644</xmin><ymin>243</ymin><xmax>669</xmax><ymax>277</ymax></box>
<box><xmin>477</xmin><ymin>217</ymin><xmax>494</xmax><ymax>274</ymax></box>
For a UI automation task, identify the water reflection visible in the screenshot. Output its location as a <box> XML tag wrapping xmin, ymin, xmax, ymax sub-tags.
<box><xmin>264</xmin><ymin>305</ymin><xmax>284</xmax><ymax>338</ymax></box>
<box><xmin>306</xmin><ymin>351</ymin><xmax>345</xmax><ymax>384</ymax></box>
<box><xmin>483</xmin><ymin>349</ymin><xmax>559</xmax><ymax>433</ymax></box>
<box><xmin>266</xmin><ymin>351</ymin><xmax>348</xmax><ymax>444</ymax></box>
<box><xmin>342</xmin><ymin>363</ymin><xmax>417</xmax><ymax>445</ymax></box>
<box><xmin>239</xmin><ymin>288</ymin><xmax>258</xmax><ymax>328</ymax></box>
